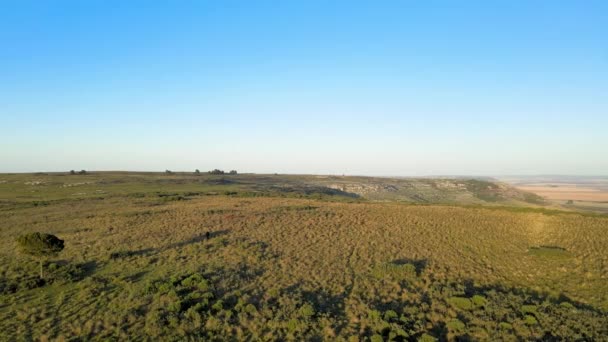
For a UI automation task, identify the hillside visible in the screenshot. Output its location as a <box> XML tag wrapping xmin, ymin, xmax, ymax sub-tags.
<box><xmin>0</xmin><ymin>172</ymin><xmax>544</xmax><ymax>207</ymax></box>
<box><xmin>0</xmin><ymin>172</ymin><xmax>606</xmax><ymax>341</ymax></box>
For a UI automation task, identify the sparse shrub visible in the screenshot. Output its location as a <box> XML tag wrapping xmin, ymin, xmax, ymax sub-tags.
<box><xmin>383</xmin><ymin>310</ymin><xmax>398</xmax><ymax>321</ymax></box>
<box><xmin>299</xmin><ymin>303</ymin><xmax>315</xmax><ymax>318</ymax></box>
<box><xmin>370</xmin><ymin>334</ymin><xmax>383</xmax><ymax>342</ymax></box>
<box><xmin>16</xmin><ymin>232</ymin><xmax>64</xmax><ymax>279</ymax></box>
<box><xmin>559</xmin><ymin>301</ymin><xmax>575</xmax><ymax>309</ymax></box>
<box><xmin>447</xmin><ymin>319</ymin><xmax>466</xmax><ymax>333</ymax></box>
<box><xmin>520</xmin><ymin>305</ymin><xmax>538</xmax><ymax>316</ymax></box>
<box><xmin>471</xmin><ymin>294</ymin><xmax>487</xmax><ymax>308</ymax></box>
<box><xmin>499</xmin><ymin>322</ymin><xmax>513</xmax><ymax>330</ymax></box>
<box><xmin>244</xmin><ymin>303</ymin><xmax>257</xmax><ymax>315</ymax></box>
<box><xmin>448</xmin><ymin>297</ymin><xmax>473</xmax><ymax>310</ymax></box>
<box><xmin>211</xmin><ymin>299</ymin><xmax>223</xmax><ymax>312</ymax></box>
<box><xmin>524</xmin><ymin>315</ymin><xmax>538</xmax><ymax>325</ymax></box>
<box><xmin>418</xmin><ymin>333</ymin><xmax>438</xmax><ymax>342</ymax></box>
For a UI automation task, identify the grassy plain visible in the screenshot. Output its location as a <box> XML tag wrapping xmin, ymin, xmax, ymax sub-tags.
<box><xmin>516</xmin><ymin>185</ymin><xmax>608</xmax><ymax>202</ymax></box>
<box><xmin>0</xmin><ymin>172</ymin><xmax>607</xmax><ymax>341</ymax></box>
<box><xmin>504</xmin><ymin>176</ymin><xmax>608</xmax><ymax>215</ymax></box>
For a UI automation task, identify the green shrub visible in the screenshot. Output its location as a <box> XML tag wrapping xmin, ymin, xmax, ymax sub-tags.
<box><xmin>524</xmin><ymin>315</ymin><xmax>538</xmax><ymax>326</ymax></box>
<box><xmin>167</xmin><ymin>300</ymin><xmax>182</xmax><ymax>313</ymax></box>
<box><xmin>287</xmin><ymin>319</ymin><xmax>299</xmax><ymax>333</ymax></box>
<box><xmin>499</xmin><ymin>322</ymin><xmax>513</xmax><ymax>330</ymax></box>
<box><xmin>370</xmin><ymin>334</ymin><xmax>383</xmax><ymax>342</ymax></box>
<box><xmin>383</xmin><ymin>310</ymin><xmax>398</xmax><ymax>321</ymax></box>
<box><xmin>299</xmin><ymin>303</ymin><xmax>315</xmax><ymax>318</ymax></box>
<box><xmin>245</xmin><ymin>303</ymin><xmax>257</xmax><ymax>315</ymax></box>
<box><xmin>446</xmin><ymin>319</ymin><xmax>466</xmax><ymax>333</ymax></box>
<box><xmin>471</xmin><ymin>295</ymin><xmax>487</xmax><ymax>308</ymax></box>
<box><xmin>448</xmin><ymin>297</ymin><xmax>473</xmax><ymax>310</ymax></box>
<box><xmin>520</xmin><ymin>305</ymin><xmax>538</xmax><ymax>316</ymax></box>
<box><xmin>559</xmin><ymin>301</ymin><xmax>575</xmax><ymax>309</ymax></box>
<box><xmin>418</xmin><ymin>333</ymin><xmax>438</xmax><ymax>342</ymax></box>
<box><xmin>211</xmin><ymin>299</ymin><xmax>223</xmax><ymax>312</ymax></box>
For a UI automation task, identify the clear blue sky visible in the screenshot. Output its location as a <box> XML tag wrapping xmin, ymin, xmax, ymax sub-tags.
<box><xmin>1</xmin><ymin>1</ymin><xmax>606</xmax><ymax>175</ymax></box>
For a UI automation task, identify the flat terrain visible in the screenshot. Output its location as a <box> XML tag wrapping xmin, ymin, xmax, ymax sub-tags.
<box><xmin>1</xmin><ymin>173</ymin><xmax>607</xmax><ymax>341</ymax></box>
<box><xmin>516</xmin><ymin>185</ymin><xmax>608</xmax><ymax>201</ymax></box>
<box><xmin>500</xmin><ymin>176</ymin><xmax>608</xmax><ymax>214</ymax></box>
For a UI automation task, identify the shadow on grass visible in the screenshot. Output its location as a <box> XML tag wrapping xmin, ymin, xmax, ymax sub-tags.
<box><xmin>166</xmin><ymin>229</ymin><xmax>231</xmax><ymax>250</ymax></box>
<box><xmin>109</xmin><ymin>229</ymin><xmax>232</xmax><ymax>260</ymax></box>
<box><xmin>391</xmin><ymin>258</ymin><xmax>428</xmax><ymax>276</ymax></box>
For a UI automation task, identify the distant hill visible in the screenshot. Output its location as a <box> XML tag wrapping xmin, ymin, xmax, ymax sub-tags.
<box><xmin>0</xmin><ymin>172</ymin><xmax>545</xmax><ymax>208</ymax></box>
<box><xmin>307</xmin><ymin>176</ymin><xmax>545</xmax><ymax>205</ymax></box>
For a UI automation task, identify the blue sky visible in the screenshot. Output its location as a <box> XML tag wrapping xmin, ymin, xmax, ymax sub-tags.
<box><xmin>1</xmin><ymin>1</ymin><xmax>606</xmax><ymax>175</ymax></box>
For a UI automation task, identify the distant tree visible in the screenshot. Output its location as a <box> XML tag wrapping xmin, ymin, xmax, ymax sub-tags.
<box><xmin>566</xmin><ymin>200</ymin><xmax>574</xmax><ymax>205</ymax></box>
<box><xmin>194</xmin><ymin>169</ymin><xmax>201</xmax><ymax>175</ymax></box>
<box><xmin>16</xmin><ymin>232</ymin><xmax>65</xmax><ymax>279</ymax></box>
<box><xmin>78</xmin><ymin>170</ymin><xmax>87</xmax><ymax>175</ymax></box>
<box><xmin>69</xmin><ymin>170</ymin><xmax>76</xmax><ymax>175</ymax></box>
<box><xmin>209</xmin><ymin>169</ymin><xmax>225</xmax><ymax>175</ymax></box>
<box><xmin>229</xmin><ymin>170</ymin><xmax>238</xmax><ymax>175</ymax></box>
<box><xmin>165</xmin><ymin>170</ymin><xmax>173</xmax><ymax>174</ymax></box>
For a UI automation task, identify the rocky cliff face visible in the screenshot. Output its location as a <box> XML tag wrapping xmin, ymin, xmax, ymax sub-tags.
<box><xmin>315</xmin><ymin>177</ymin><xmax>544</xmax><ymax>205</ymax></box>
<box><xmin>327</xmin><ymin>183</ymin><xmax>398</xmax><ymax>195</ymax></box>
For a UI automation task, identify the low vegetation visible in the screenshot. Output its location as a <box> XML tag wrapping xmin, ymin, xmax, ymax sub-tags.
<box><xmin>0</xmin><ymin>173</ymin><xmax>606</xmax><ymax>340</ymax></box>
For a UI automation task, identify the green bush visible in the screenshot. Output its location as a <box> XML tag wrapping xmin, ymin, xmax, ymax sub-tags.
<box><xmin>520</xmin><ymin>305</ymin><xmax>538</xmax><ymax>316</ymax></box>
<box><xmin>370</xmin><ymin>334</ymin><xmax>383</xmax><ymax>342</ymax></box>
<box><xmin>299</xmin><ymin>303</ymin><xmax>315</xmax><ymax>318</ymax></box>
<box><xmin>524</xmin><ymin>315</ymin><xmax>538</xmax><ymax>326</ymax></box>
<box><xmin>499</xmin><ymin>322</ymin><xmax>513</xmax><ymax>330</ymax></box>
<box><xmin>471</xmin><ymin>294</ymin><xmax>487</xmax><ymax>308</ymax></box>
<box><xmin>559</xmin><ymin>301</ymin><xmax>575</xmax><ymax>309</ymax></box>
<box><xmin>383</xmin><ymin>310</ymin><xmax>398</xmax><ymax>321</ymax></box>
<box><xmin>418</xmin><ymin>333</ymin><xmax>438</xmax><ymax>342</ymax></box>
<box><xmin>446</xmin><ymin>319</ymin><xmax>466</xmax><ymax>333</ymax></box>
<box><xmin>448</xmin><ymin>297</ymin><xmax>473</xmax><ymax>310</ymax></box>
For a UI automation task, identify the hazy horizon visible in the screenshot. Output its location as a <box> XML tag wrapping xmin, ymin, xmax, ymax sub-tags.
<box><xmin>2</xmin><ymin>1</ymin><xmax>607</xmax><ymax>175</ymax></box>
<box><xmin>2</xmin><ymin>169</ymin><xmax>607</xmax><ymax>179</ymax></box>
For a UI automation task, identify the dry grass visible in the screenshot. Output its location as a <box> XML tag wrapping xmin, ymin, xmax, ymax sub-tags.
<box><xmin>0</xmin><ymin>175</ymin><xmax>607</xmax><ymax>340</ymax></box>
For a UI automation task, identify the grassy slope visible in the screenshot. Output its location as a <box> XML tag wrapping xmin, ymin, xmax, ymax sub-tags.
<box><xmin>0</xmin><ymin>172</ymin><xmax>544</xmax><ymax>206</ymax></box>
<box><xmin>0</xmin><ymin>173</ymin><xmax>606</xmax><ymax>340</ymax></box>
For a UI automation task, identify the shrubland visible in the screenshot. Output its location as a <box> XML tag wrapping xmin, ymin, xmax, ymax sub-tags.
<box><xmin>0</xmin><ymin>173</ymin><xmax>606</xmax><ymax>340</ymax></box>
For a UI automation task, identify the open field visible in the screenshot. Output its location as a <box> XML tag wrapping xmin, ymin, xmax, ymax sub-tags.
<box><xmin>1</xmin><ymin>172</ymin><xmax>607</xmax><ymax>341</ymax></box>
<box><xmin>499</xmin><ymin>176</ymin><xmax>608</xmax><ymax>214</ymax></box>
<box><xmin>516</xmin><ymin>186</ymin><xmax>608</xmax><ymax>202</ymax></box>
